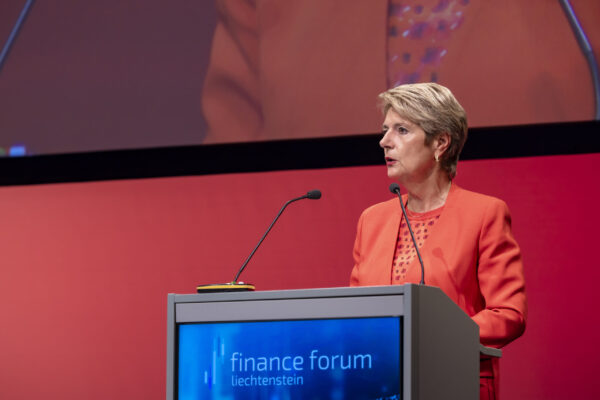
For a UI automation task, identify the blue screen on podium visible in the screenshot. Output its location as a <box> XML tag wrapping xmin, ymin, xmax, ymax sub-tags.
<box><xmin>177</xmin><ymin>317</ymin><xmax>402</xmax><ymax>400</ymax></box>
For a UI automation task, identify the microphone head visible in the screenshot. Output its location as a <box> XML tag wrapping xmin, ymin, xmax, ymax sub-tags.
<box><xmin>307</xmin><ymin>190</ymin><xmax>322</xmax><ymax>199</ymax></box>
<box><xmin>389</xmin><ymin>183</ymin><xmax>400</xmax><ymax>194</ymax></box>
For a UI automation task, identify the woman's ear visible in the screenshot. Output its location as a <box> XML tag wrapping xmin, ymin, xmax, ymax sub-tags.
<box><xmin>434</xmin><ymin>132</ymin><xmax>451</xmax><ymax>158</ymax></box>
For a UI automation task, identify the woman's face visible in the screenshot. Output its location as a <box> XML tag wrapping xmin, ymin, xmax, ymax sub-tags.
<box><xmin>379</xmin><ymin>109</ymin><xmax>437</xmax><ymax>184</ymax></box>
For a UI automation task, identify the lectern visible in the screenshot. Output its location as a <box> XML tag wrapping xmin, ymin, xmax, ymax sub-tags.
<box><xmin>166</xmin><ymin>284</ymin><xmax>496</xmax><ymax>400</ymax></box>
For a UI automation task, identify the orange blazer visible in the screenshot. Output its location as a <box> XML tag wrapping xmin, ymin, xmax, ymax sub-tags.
<box><xmin>350</xmin><ymin>184</ymin><xmax>527</xmax><ymax>378</ymax></box>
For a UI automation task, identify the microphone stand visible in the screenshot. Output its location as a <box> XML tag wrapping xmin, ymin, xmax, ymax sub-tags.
<box><xmin>196</xmin><ymin>190</ymin><xmax>321</xmax><ymax>293</ymax></box>
<box><xmin>389</xmin><ymin>184</ymin><xmax>425</xmax><ymax>285</ymax></box>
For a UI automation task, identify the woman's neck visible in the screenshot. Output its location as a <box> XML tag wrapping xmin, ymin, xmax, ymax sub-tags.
<box><xmin>404</xmin><ymin>175</ymin><xmax>452</xmax><ymax>213</ymax></box>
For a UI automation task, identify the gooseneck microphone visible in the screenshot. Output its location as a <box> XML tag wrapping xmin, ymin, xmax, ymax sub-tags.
<box><xmin>559</xmin><ymin>0</ymin><xmax>600</xmax><ymax>120</ymax></box>
<box><xmin>233</xmin><ymin>190</ymin><xmax>321</xmax><ymax>282</ymax></box>
<box><xmin>389</xmin><ymin>183</ymin><xmax>425</xmax><ymax>285</ymax></box>
<box><xmin>0</xmin><ymin>0</ymin><xmax>35</xmax><ymax>74</ymax></box>
<box><xmin>196</xmin><ymin>190</ymin><xmax>322</xmax><ymax>293</ymax></box>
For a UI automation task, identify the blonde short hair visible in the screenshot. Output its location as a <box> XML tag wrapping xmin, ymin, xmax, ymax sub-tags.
<box><xmin>378</xmin><ymin>82</ymin><xmax>468</xmax><ymax>179</ymax></box>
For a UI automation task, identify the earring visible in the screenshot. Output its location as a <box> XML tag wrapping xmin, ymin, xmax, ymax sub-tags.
<box><xmin>435</xmin><ymin>154</ymin><xmax>439</xmax><ymax>162</ymax></box>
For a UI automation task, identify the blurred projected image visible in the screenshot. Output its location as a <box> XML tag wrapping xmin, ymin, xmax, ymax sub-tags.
<box><xmin>202</xmin><ymin>0</ymin><xmax>600</xmax><ymax>143</ymax></box>
<box><xmin>0</xmin><ymin>1</ymin><xmax>598</xmax><ymax>155</ymax></box>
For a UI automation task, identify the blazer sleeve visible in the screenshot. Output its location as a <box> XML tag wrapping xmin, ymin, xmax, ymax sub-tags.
<box><xmin>472</xmin><ymin>199</ymin><xmax>527</xmax><ymax>348</ymax></box>
<box><xmin>349</xmin><ymin>210</ymin><xmax>365</xmax><ymax>287</ymax></box>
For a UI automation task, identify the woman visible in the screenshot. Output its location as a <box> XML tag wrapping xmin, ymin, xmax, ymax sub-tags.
<box><xmin>350</xmin><ymin>83</ymin><xmax>527</xmax><ymax>400</ymax></box>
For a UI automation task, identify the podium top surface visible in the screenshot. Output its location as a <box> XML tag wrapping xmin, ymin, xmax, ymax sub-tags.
<box><xmin>169</xmin><ymin>284</ymin><xmax>427</xmax><ymax>303</ymax></box>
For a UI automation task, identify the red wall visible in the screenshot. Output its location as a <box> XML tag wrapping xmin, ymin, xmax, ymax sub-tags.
<box><xmin>1</xmin><ymin>153</ymin><xmax>599</xmax><ymax>399</ymax></box>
